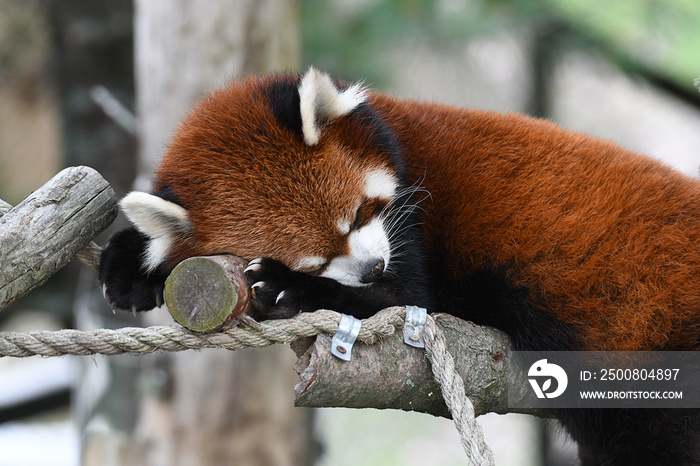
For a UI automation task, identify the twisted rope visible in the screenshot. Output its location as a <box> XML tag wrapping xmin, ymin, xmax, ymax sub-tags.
<box><xmin>0</xmin><ymin>308</ymin><xmax>404</xmax><ymax>358</ymax></box>
<box><xmin>0</xmin><ymin>304</ymin><xmax>491</xmax><ymax>463</ymax></box>
<box><xmin>73</xmin><ymin>241</ymin><xmax>102</xmax><ymax>270</ymax></box>
<box><xmin>424</xmin><ymin>315</ymin><xmax>495</xmax><ymax>465</ymax></box>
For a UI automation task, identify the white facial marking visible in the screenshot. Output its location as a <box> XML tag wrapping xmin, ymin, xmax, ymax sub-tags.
<box><xmin>320</xmin><ymin>218</ymin><xmax>391</xmax><ymax>287</ymax></box>
<box><xmin>337</xmin><ymin>218</ymin><xmax>351</xmax><ymax>235</ymax></box>
<box><xmin>295</xmin><ymin>255</ymin><xmax>327</xmax><ymax>272</ymax></box>
<box><xmin>364</xmin><ymin>169</ymin><xmax>398</xmax><ymax>200</ymax></box>
<box><xmin>119</xmin><ymin>191</ymin><xmax>192</xmax><ymax>273</ymax></box>
<box><xmin>299</xmin><ymin>67</ymin><xmax>367</xmax><ymax>146</ymax></box>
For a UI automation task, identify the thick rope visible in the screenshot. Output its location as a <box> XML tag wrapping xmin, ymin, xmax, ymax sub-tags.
<box><xmin>0</xmin><ymin>308</ymin><xmax>404</xmax><ymax>358</ymax></box>
<box><xmin>73</xmin><ymin>241</ymin><xmax>103</xmax><ymax>270</ymax></box>
<box><xmin>424</xmin><ymin>315</ymin><xmax>495</xmax><ymax>465</ymax></box>
<box><xmin>0</xmin><ymin>306</ymin><xmax>492</xmax><ymax>464</ymax></box>
<box><xmin>0</xmin><ymin>304</ymin><xmax>491</xmax><ymax>462</ymax></box>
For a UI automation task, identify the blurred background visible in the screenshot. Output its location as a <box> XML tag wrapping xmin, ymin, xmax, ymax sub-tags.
<box><xmin>0</xmin><ymin>1</ymin><xmax>698</xmax><ymax>465</ymax></box>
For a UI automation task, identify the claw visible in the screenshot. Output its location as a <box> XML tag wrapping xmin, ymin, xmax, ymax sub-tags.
<box><xmin>102</xmin><ymin>284</ymin><xmax>107</xmax><ymax>299</ymax></box>
<box><xmin>244</xmin><ymin>262</ymin><xmax>262</xmax><ymax>273</ymax></box>
<box><xmin>245</xmin><ymin>258</ymin><xmax>263</xmax><ymax>273</ymax></box>
<box><xmin>132</xmin><ymin>306</ymin><xmax>138</xmax><ymax>316</ymax></box>
<box><xmin>155</xmin><ymin>293</ymin><xmax>164</xmax><ymax>308</ymax></box>
<box><xmin>111</xmin><ymin>303</ymin><xmax>117</xmax><ymax>314</ymax></box>
<box><xmin>251</xmin><ymin>281</ymin><xmax>266</xmax><ymax>298</ymax></box>
<box><xmin>275</xmin><ymin>290</ymin><xmax>286</xmax><ymax>304</ymax></box>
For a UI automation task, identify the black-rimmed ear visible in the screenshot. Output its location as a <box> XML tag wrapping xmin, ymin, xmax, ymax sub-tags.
<box><xmin>298</xmin><ymin>67</ymin><xmax>367</xmax><ymax>146</ymax></box>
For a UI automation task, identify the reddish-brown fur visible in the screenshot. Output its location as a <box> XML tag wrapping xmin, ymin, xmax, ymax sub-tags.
<box><xmin>153</xmin><ymin>74</ymin><xmax>699</xmax><ymax>352</ymax></box>
<box><xmin>104</xmin><ymin>73</ymin><xmax>699</xmax><ymax>464</ymax></box>
<box><xmin>154</xmin><ymin>76</ymin><xmax>396</xmax><ymax>272</ymax></box>
<box><xmin>372</xmin><ymin>94</ymin><xmax>700</xmax><ymax>351</ymax></box>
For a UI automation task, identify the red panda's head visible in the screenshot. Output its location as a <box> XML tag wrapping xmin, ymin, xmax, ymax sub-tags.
<box><xmin>119</xmin><ymin>69</ymin><xmax>409</xmax><ymax>287</ymax></box>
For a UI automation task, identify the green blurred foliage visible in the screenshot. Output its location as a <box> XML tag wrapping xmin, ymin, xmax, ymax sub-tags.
<box><xmin>553</xmin><ymin>0</ymin><xmax>700</xmax><ymax>83</ymax></box>
<box><xmin>303</xmin><ymin>0</ymin><xmax>700</xmax><ymax>87</ymax></box>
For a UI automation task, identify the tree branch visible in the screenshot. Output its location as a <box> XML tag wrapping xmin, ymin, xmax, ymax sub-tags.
<box><xmin>291</xmin><ymin>310</ymin><xmax>546</xmax><ymax>418</ymax></box>
<box><xmin>161</xmin><ymin>255</ymin><xmax>547</xmax><ymax>418</ymax></box>
<box><xmin>0</xmin><ymin>166</ymin><xmax>117</xmax><ymax>310</ymax></box>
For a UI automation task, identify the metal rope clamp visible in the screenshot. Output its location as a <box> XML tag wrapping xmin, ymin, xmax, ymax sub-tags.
<box><xmin>403</xmin><ymin>305</ymin><xmax>427</xmax><ymax>348</ymax></box>
<box><xmin>331</xmin><ymin>314</ymin><xmax>362</xmax><ymax>361</ymax></box>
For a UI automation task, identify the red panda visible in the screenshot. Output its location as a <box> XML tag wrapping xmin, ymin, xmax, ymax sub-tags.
<box><xmin>99</xmin><ymin>68</ymin><xmax>699</xmax><ymax>465</ymax></box>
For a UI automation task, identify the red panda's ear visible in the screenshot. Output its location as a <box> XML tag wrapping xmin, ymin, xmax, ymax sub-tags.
<box><xmin>299</xmin><ymin>67</ymin><xmax>367</xmax><ymax>146</ymax></box>
<box><xmin>119</xmin><ymin>192</ymin><xmax>192</xmax><ymax>272</ymax></box>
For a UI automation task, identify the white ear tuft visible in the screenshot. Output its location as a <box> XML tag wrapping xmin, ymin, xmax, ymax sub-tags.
<box><xmin>299</xmin><ymin>67</ymin><xmax>367</xmax><ymax>146</ymax></box>
<box><xmin>120</xmin><ymin>192</ymin><xmax>191</xmax><ymax>237</ymax></box>
<box><xmin>120</xmin><ymin>192</ymin><xmax>192</xmax><ymax>272</ymax></box>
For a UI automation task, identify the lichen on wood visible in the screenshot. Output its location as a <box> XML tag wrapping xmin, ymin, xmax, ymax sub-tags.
<box><xmin>164</xmin><ymin>255</ymin><xmax>251</xmax><ymax>333</ymax></box>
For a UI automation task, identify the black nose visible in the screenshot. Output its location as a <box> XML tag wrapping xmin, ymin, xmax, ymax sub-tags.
<box><xmin>360</xmin><ymin>258</ymin><xmax>385</xmax><ymax>284</ymax></box>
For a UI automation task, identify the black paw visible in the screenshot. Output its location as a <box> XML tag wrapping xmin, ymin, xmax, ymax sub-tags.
<box><xmin>98</xmin><ymin>228</ymin><xmax>168</xmax><ymax>312</ymax></box>
<box><xmin>244</xmin><ymin>258</ymin><xmax>308</xmax><ymax>320</ymax></box>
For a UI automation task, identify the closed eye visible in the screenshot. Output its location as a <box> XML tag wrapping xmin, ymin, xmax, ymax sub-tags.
<box><xmin>351</xmin><ymin>207</ymin><xmax>363</xmax><ymax>231</ymax></box>
<box><xmin>351</xmin><ymin>199</ymin><xmax>389</xmax><ymax>232</ymax></box>
<box><xmin>305</xmin><ymin>263</ymin><xmax>328</xmax><ymax>276</ymax></box>
<box><xmin>296</xmin><ymin>256</ymin><xmax>328</xmax><ymax>275</ymax></box>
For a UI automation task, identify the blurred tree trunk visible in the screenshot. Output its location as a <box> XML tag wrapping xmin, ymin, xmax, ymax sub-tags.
<box><xmin>527</xmin><ymin>16</ymin><xmax>563</xmax><ymax>118</ymax></box>
<box><xmin>119</xmin><ymin>2</ymin><xmax>313</xmax><ymax>466</ymax></box>
<box><xmin>50</xmin><ymin>0</ymin><xmax>136</xmax><ymax>198</ymax></box>
<box><xmin>48</xmin><ymin>4</ymin><xmax>144</xmax><ymax>464</ymax></box>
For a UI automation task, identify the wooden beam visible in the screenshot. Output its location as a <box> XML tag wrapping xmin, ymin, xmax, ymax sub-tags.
<box><xmin>0</xmin><ymin>166</ymin><xmax>117</xmax><ymax>310</ymax></box>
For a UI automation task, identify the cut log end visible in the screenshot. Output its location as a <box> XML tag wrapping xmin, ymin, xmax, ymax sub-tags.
<box><xmin>164</xmin><ymin>255</ymin><xmax>251</xmax><ymax>333</ymax></box>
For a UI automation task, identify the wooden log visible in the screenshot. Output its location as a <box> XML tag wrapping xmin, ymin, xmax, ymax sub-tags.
<box><xmin>159</xmin><ymin>254</ymin><xmax>545</xmax><ymax>418</ymax></box>
<box><xmin>293</xmin><ymin>311</ymin><xmax>545</xmax><ymax>418</ymax></box>
<box><xmin>0</xmin><ymin>166</ymin><xmax>117</xmax><ymax>310</ymax></box>
<box><xmin>1</xmin><ymin>196</ymin><xmax>104</xmax><ymax>271</ymax></box>
<box><xmin>164</xmin><ymin>255</ymin><xmax>251</xmax><ymax>333</ymax></box>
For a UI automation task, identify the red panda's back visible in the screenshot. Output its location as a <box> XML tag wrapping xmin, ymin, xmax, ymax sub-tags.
<box><xmin>371</xmin><ymin>93</ymin><xmax>700</xmax><ymax>351</ymax></box>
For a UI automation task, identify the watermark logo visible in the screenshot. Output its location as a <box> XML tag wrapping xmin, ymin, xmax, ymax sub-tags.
<box><xmin>509</xmin><ymin>352</ymin><xmax>697</xmax><ymax>408</ymax></box>
<box><xmin>528</xmin><ymin>359</ymin><xmax>568</xmax><ymax>399</ymax></box>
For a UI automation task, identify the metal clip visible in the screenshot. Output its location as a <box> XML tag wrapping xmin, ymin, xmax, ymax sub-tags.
<box><xmin>331</xmin><ymin>314</ymin><xmax>362</xmax><ymax>361</ymax></box>
<box><xmin>403</xmin><ymin>306</ymin><xmax>427</xmax><ymax>348</ymax></box>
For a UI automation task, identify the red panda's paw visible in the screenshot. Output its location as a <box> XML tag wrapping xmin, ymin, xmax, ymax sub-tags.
<box><xmin>98</xmin><ymin>227</ymin><xmax>169</xmax><ymax>313</ymax></box>
<box><xmin>244</xmin><ymin>258</ymin><xmax>306</xmax><ymax>320</ymax></box>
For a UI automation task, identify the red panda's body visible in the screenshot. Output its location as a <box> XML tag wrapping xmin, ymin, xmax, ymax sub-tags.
<box><xmin>99</xmin><ymin>70</ymin><xmax>699</xmax><ymax>464</ymax></box>
<box><xmin>374</xmin><ymin>95</ymin><xmax>700</xmax><ymax>352</ymax></box>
